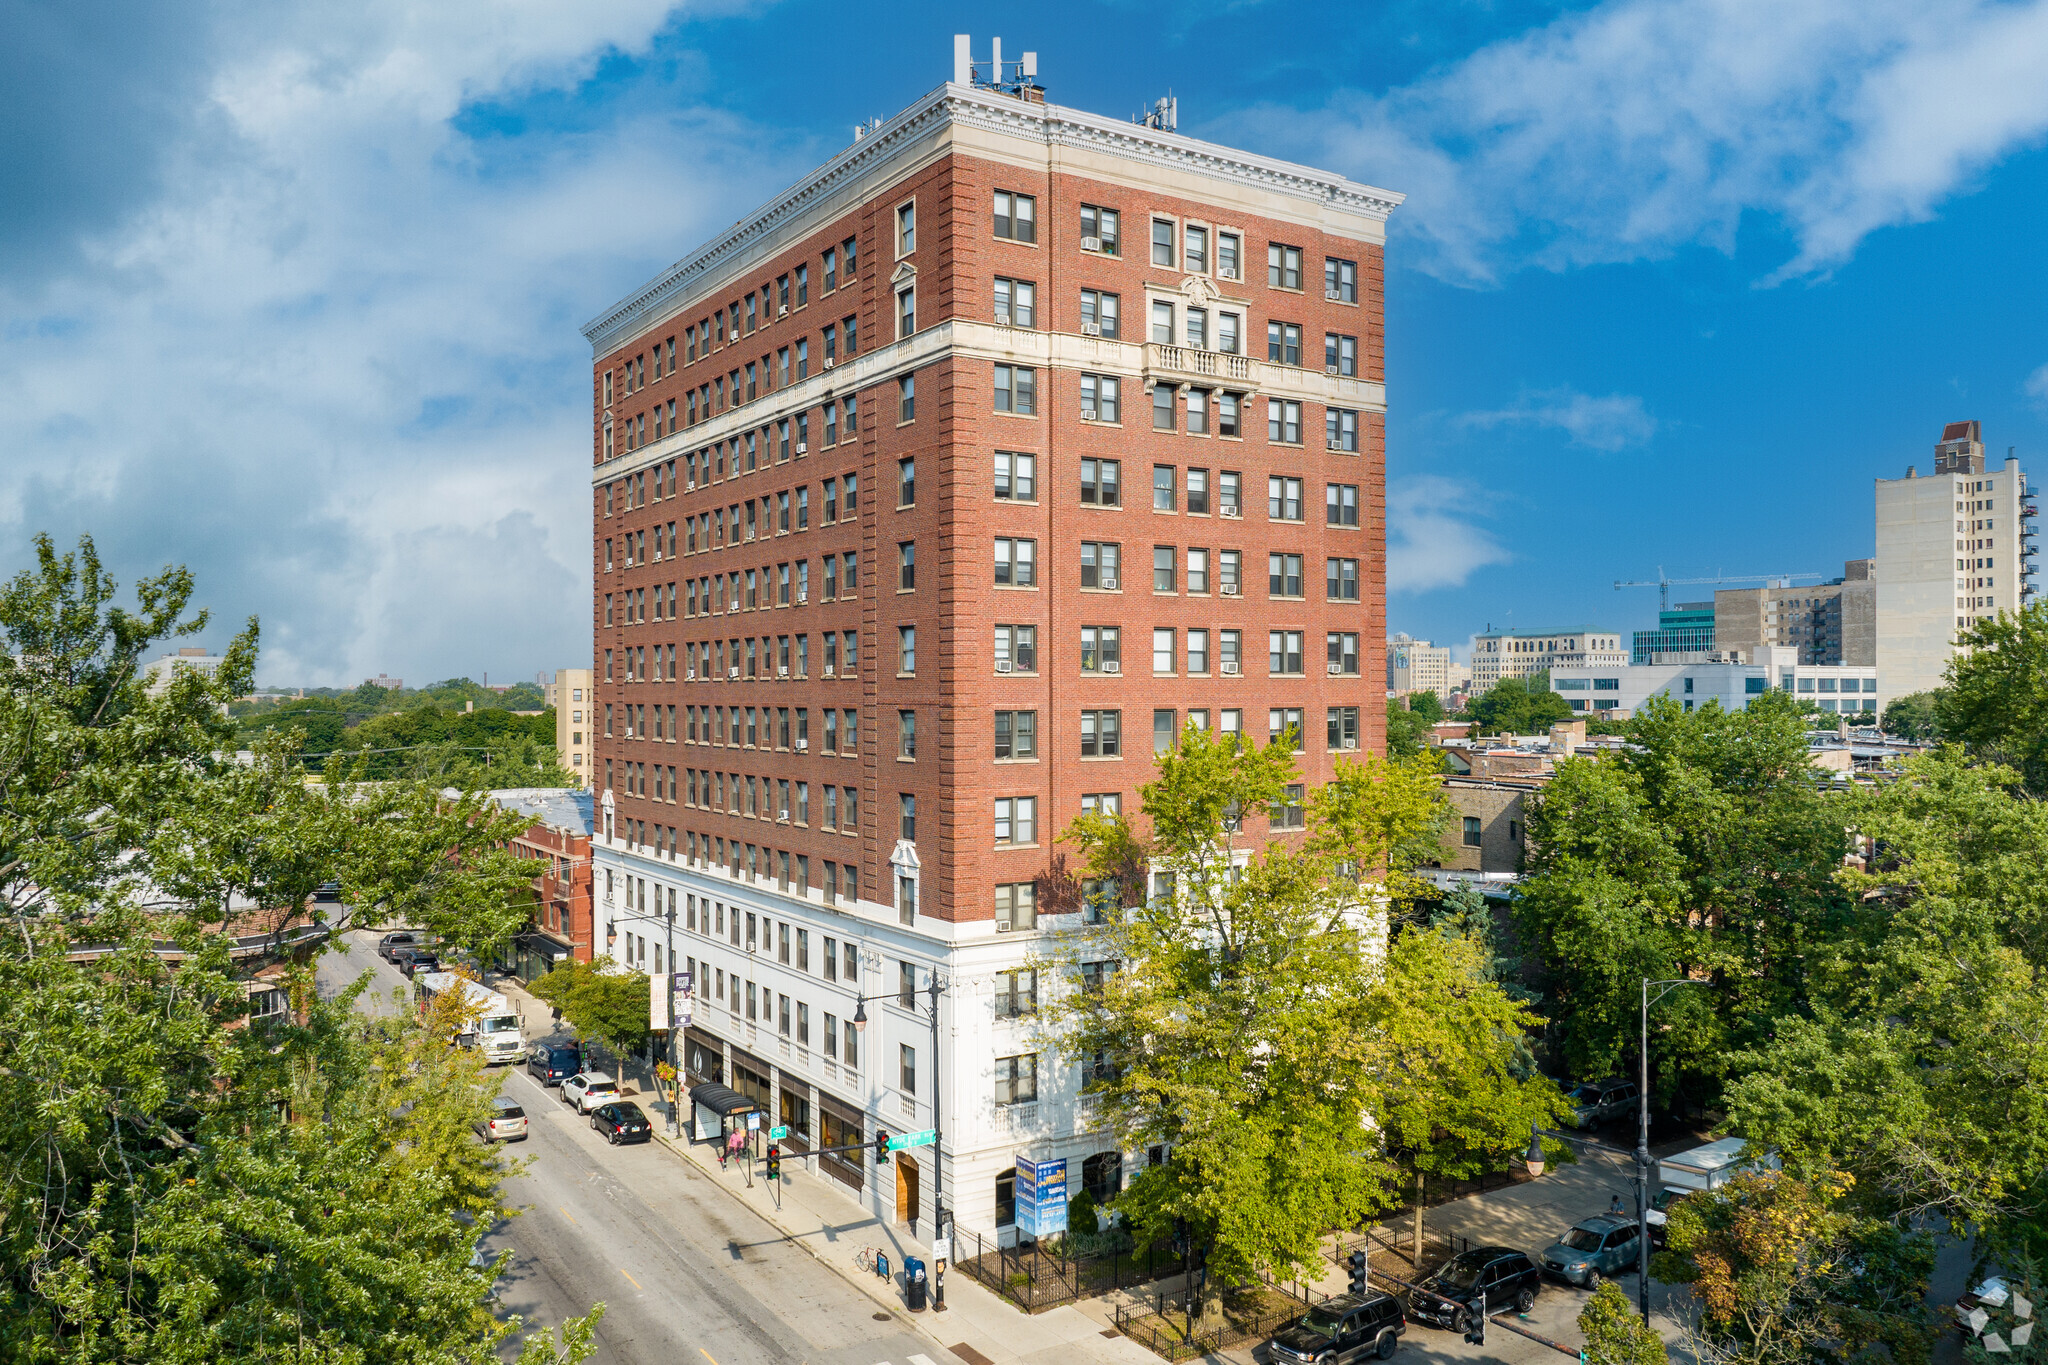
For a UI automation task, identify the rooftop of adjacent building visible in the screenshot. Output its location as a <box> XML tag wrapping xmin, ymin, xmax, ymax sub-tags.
<box><xmin>485</xmin><ymin>787</ymin><xmax>595</xmax><ymax>837</ymax></box>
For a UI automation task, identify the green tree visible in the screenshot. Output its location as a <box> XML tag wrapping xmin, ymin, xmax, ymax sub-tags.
<box><xmin>1050</xmin><ymin>731</ymin><xmax>1547</xmax><ymax>1288</ymax></box>
<box><xmin>1880</xmin><ymin>690</ymin><xmax>1943</xmax><ymax>741</ymax></box>
<box><xmin>1514</xmin><ymin>693</ymin><xmax>1849</xmax><ymax>1108</ymax></box>
<box><xmin>1467</xmin><ymin>674</ymin><xmax>1573</xmax><ymax>736</ymax></box>
<box><xmin>0</xmin><ymin>534</ymin><xmax>596</xmax><ymax>1363</ymax></box>
<box><xmin>530</xmin><ymin>956</ymin><xmax>652</xmax><ymax>1060</ymax></box>
<box><xmin>1385</xmin><ymin>699</ymin><xmax>1435</xmax><ymax>757</ymax></box>
<box><xmin>1938</xmin><ymin>603</ymin><xmax>2048</xmax><ymax>792</ymax></box>
<box><xmin>1579</xmin><ymin>1280</ymin><xmax>1669</xmax><ymax>1365</ymax></box>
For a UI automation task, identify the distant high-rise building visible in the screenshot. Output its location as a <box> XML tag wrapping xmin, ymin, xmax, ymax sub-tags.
<box><xmin>143</xmin><ymin>646</ymin><xmax>226</xmax><ymax>697</ymax></box>
<box><xmin>1469</xmin><ymin>627</ymin><xmax>1626</xmax><ymax>690</ymax></box>
<box><xmin>1874</xmin><ymin>421</ymin><xmax>2035</xmax><ymax>703</ymax></box>
<box><xmin>1387</xmin><ymin>634</ymin><xmax>1453</xmax><ymax>701</ymax></box>
<box><xmin>363</xmin><ymin>673</ymin><xmax>404</xmax><ymax>690</ymax></box>
<box><xmin>551</xmin><ymin>668</ymin><xmax>595</xmax><ymax>786</ymax></box>
<box><xmin>1629</xmin><ymin>602</ymin><xmax>1715</xmax><ymax>663</ymax></box>
<box><xmin>1711</xmin><ymin>560</ymin><xmax>1875</xmax><ymax>668</ymax></box>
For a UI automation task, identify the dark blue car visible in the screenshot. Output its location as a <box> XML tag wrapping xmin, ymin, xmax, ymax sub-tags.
<box><xmin>527</xmin><ymin>1043</ymin><xmax>579</xmax><ymax>1087</ymax></box>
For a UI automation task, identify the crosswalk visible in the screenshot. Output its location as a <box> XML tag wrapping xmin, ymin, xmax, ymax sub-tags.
<box><xmin>864</xmin><ymin>1356</ymin><xmax>937</xmax><ymax>1365</ymax></box>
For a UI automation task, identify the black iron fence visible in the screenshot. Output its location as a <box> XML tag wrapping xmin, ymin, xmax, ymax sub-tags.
<box><xmin>952</xmin><ymin>1226</ymin><xmax>1187</xmax><ymax>1314</ymax></box>
<box><xmin>1110</xmin><ymin>1277</ymin><xmax>1328</xmax><ymax>1362</ymax></box>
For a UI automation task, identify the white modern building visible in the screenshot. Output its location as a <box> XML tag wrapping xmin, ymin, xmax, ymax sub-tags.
<box><xmin>1550</xmin><ymin>646</ymin><xmax>1879</xmax><ymax>717</ymax></box>
<box><xmin>1469</xmin><ymin>627</ymin><xmax>1627</xmax><ymax>691</ymax></box>
<box><xmin>1387</xmin><ymin>634</ymin><xmax>1454</xmax><ymax>701</ymax></box>
<box><xmin>1874</xmin><ymin>420</ymin><xmax>2036</xmax><ymax>703</ymax></box>
<box><xmin>142</xmin><ymin>647</ymin><xmax>228</xmax><ymax>697</ymax></box>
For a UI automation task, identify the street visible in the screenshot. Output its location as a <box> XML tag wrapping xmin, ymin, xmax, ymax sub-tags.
<box><xmin>317</xmin><ymin>930</ymin><xmax>939</xmax><ymax>1365</ymax></box>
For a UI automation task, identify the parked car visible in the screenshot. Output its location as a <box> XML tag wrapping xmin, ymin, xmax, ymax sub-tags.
<box><xmin>589</xmin><ymin>1100</ymin><xmax>652</xmax><ymax>1145</ymax></box>
<box><xmin>561</xmin><ymin>1072</ymin><xmax>620</xmax><ymax>1114</ymax></box>
<box><xmin>393</xmin><ymin>948</ymin><xmax>440</xmax><ymax>979</ymax></box>
<box><xmin>1645</xmin><ymin>1187</ymin><xmax>1692</xmax><ymax>1248</ymax></box>
<box><xmin>1566</xmin><ymin>1078</ymin><xmax>1639</xmax><ymax>1127</ymax></box>
<box><xmin>378</xmin><ymin>931</ymin><xmax>423</xmax><ymax>961</ymax></box>
<box><xmin>1264</xmin><ymin>1290</ymin><xmax>1405</xmax><ymax>1363</ymax></box>
<box><xmin>1403</xmin><ymin>1247</ymin><xmax>1541</xmax><ymax>1328</ymax></box>
<box><xmin>474</xmin><ymin>1095</ymin><xmax>528</xmax><ymax>1143</ymax></box>
<box><xmin>527</xmin><ymin>1043</ymin><xmax>580</xmax><ymax>1087</ymax></box>
<box><xmin>1538</xmin><ymin>1216</ymin><xmax>1642</xmax><ymax>1288</ymax></box>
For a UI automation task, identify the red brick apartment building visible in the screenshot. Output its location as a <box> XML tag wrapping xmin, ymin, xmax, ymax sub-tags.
<box><xmin>581</xmin><ymin>54</ymin><xmax>1399</xmax><ymax>1241</ymax></box>
<box><xmin>489</xmin><ymin>788</ymin><xmax>596</xmax><ymax>979</ymax></box>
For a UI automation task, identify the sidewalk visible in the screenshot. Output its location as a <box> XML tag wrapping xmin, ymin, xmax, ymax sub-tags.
<box><xmin>492</xmin><ymin>972</ymin><xmax>1158</xmax><ymax>1365</ymax></box>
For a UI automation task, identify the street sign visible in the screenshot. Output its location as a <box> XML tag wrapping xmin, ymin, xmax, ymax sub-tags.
<box><xmin>885</xmin><ymin>1128</ymin><xmax>937</xmax><ymax>1151</ymax></box>
<box><xmin>768</xmin><ymin>1124</ymin><xmax>789</xmax><ymax>1140</ymax></box>
<box><xmin>746</xmin><ymin>1113</ymin><xmax>761</xmax><ymax>1131</ymax></box>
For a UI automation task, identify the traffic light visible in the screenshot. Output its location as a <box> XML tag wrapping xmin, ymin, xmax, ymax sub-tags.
<box><xmin>874</xmin><ymin>1129</ymin><xmax>890</xmax><ymax>1165</ymax></box>
<box><xmin>1346</xmin><ymin>1249</ymin><xmax>1367</xmax><ymax>1295</ymax></box>
<box><xmin>765</xmin><ymin>1145</ymin><xmax>781</xmax><ymax>1179</ymax></box>
<box><xmin>1463</xmin><ymin>1293</ymin><xmax>1487</xmax><ymax>1346</ymax></box>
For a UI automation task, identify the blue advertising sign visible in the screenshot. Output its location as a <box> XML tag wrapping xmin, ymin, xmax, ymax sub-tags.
<box><xmin>1013</xmin><ymin>1155</ymin><xmax>1068</xmax><ymax>1238</ymax></box>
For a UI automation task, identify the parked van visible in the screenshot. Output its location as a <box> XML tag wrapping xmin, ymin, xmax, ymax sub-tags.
<box><xmin>475</xmin><ymin>1095</ymin><xmax>527</xmax><ymax>1143</ymax></box>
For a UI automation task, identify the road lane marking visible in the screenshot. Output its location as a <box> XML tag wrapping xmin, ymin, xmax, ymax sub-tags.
<box><xmin>619</xmin><ymin>1267</ymin><xmax>642</xmax><ymax>1289</ymax></box>
<box><xmin>699</xmin><ymin>1351</ymin><xmax>718</xmax><ymax>1364</ymax></box>
<box><xmin>559</xmin><ymin>1206</ymin><xmax>577</xmax><ymax>1225</ymax></box>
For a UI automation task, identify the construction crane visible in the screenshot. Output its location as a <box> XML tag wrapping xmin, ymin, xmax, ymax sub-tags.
<box><xmin>1614</xmin><ymin>567</ymin><xmax>1827</xmax><ymax>611</ymax></box>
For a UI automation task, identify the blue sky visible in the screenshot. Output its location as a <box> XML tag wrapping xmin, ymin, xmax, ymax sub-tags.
<box><xmin>7</xmin><ymin>0</ymin><xmax>2048</xmax><ymax>683</ymax></box>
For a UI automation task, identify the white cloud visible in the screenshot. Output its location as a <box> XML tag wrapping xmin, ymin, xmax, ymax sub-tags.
<box><xmin>1291</xmin><ymin>0</ymin><xmax>2048</xmax><ymax>283</ymax></box>
<box><xmin>1387</xmin><ymin>476</ymin><xmax>1512</xmax><ymax>594</ymax></box>
<box><xmin>2025</xmin><ymin>362</ymin><xmax>2048</xmax><ymax>407</ymax></box>
<box><xmin>0</xmin><ymin>1</ymin><xmax>801</xmax><ymax>686</ymax></box>
<box><xmin>1458</xmin><ymin>387</ymin><xmax>1658</xmax><ymax>451</ymax></box>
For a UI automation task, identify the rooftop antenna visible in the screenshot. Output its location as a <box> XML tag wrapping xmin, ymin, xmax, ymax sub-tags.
<box><xmin>1137</xmin><ymin>92</ymin><xmax>1177</xmax><ymax>132</ymax></box>
<box><xmin>953</xmin><ymin>35</ymin><xmax>1040</xmax><ymax>95</ymax></box>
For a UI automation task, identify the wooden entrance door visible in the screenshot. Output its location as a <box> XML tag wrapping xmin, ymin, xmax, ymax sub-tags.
<box><xmin>895</xmin><ymin>1154</ymin><xmax>920</xmax><ymax>1227</ymax></box>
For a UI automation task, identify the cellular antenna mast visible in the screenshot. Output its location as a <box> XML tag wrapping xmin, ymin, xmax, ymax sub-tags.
<box><xmin>953</xmin><ymin>35</ymin><xmax>1040</xmax><ymax>96</ymax></box>
<box><xmin>1137</xmin><ymin>93</ymin><xmax>1177</xmax><ymax>132</ymax></box>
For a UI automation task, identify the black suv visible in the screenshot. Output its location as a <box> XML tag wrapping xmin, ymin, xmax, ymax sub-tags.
<box><xmin>1403</xmin><ymin>1247</ymin><xmax>1540</xmax><ymax>1329</ymax></box>
<box><xmin>527</xmin><ymin>1043</ymin><xmax>580</xmax><ymax>1087</ymax></box>
<box><xmin>1265</xmin><ymin>1291</ymin><xmax>1404</xmax><ymax>1363</ymax></box>
<box><xmin>392</xmin><ymin>948</ymin><xmax>439</xmax><ymax>979</ymax></box>
<box><xmin>378</xmin><ymin>931</ymin><xmax>423</xmax><ymax>961</ymax></box>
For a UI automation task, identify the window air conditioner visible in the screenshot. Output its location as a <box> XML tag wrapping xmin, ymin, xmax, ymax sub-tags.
<box><xmin>1082</xmin><ymin>236</ymin><xmax>1102</xmax><ymax>252</ymax></box>
<box><xmin>1081</xmin><ymin>322</ymin><xmax>1101</xmax><ymax>338</ymax></box>
<box><xmin>777</xmin><ymin>666</ymin><xmax>789</xmax><ymax>678</ymax></box>
<box><xmin>687</xmin><ymin>668</ymin><xmax>697</xmax><ymax>680</ymax></box>
<box><xmin>1080</xmin><ymin>406</ymin><xmax>1098</xmax><ymax>421</ymax></box>
<box><xmin>823</xmin><ymin>664</ymin><xmax>835</xmax><ymax>677</ymax></box>
<box><xmin>1325</xmin><ymin>288</ymin><xmax>1343</xmax><ymax>301</ymax></box>
<box><xmin>795</xmin><ymin>441</ymin><xmax>807</xmax><ymax>455</ymax></box>
<box><xmin>995</xmin><ymin>915</ymin><xmax>1012</xmax><ymax>931</ymax></box>
<box><xmin>728</xmin><ymin>667</ymin><xmax>740</xmax><ymax>679</ymax></box>
<box><xmin>1218</xmin><ymin>267</ymin><xmax>1238</xmax><ymax>281</ymax></box>
<box><xmin>1101</xmin><ymin>660</ymin><xmax>1120</xmax><ymax>674</ymax></box>
<box><xmin>796</xmin><ymin>589</ymin><xmax>807</xmax><ymax>603</ymax></box>
<box><xmin>778</xmin><ymin>305</ymin><xmax>789</xmax><ymax>318</ymax></box>
<box><xmin>1099</xmin><ymin>575</ymin><xmax>1118</xmax><ymax>590</ymax></box>
<box><xmin>1325</xmin><ymin>365</ymin><xmax>1339</xmax><ymax>375</ymax></box>
<box><xmin>1343</xmin><ymin>739</ymin><xmax>1359</xmax><ymax>750</ymax></box>
<box><xmin>1222</xmin><ymin>661</ymin><xmax>1241</xmax><ymax>675</ymax></box>
<box><xmin>1220</xmin><ymin>583</ymin><xmax>1240</xmax><ymax>596</ymax></box>
<box><xmin>1328</xmin><ymin>664</ymin><xmax>1345</xmax><ymax>676</ymax></box>
<box><xmin>1327</xmin><ymin>441</ymin><xmax>1343</xmax><ymax>452</ymax></box>
<box><xmin>1220</xmin><ymin>508</ymin><xmax>1242</xmax><ymax>519</ymax></box>
<box><xmin>795</xmin><ymin>738</ymin><xmax>808</xmax><ymax>751</ymax></box>
<box><xmin>995</xmin><ymin>311</ymin><xmax>1011</xmax><ymax>326</ymax></box>
<box><xmin>995</xmin><ymin>660</ymin><xmax>1014</xmax><ymax>673</ymax></box>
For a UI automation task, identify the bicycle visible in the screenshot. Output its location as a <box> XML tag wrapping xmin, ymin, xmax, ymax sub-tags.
<box><xmin>853</xmin><ymin>1246</ymin><xmax>880</xmax><ymax>1274</ymax></box>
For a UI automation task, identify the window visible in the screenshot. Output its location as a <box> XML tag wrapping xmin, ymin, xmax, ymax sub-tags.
<box><xmin>1327</xmin><ymin>706</ymin><xmax>1361</xmax><ymax>750</ymax></box>
<box><xmin>1080</xmin><ymin>458</ymin><xmax>1121</xmax><ymax>506</ymax></box>
<box><xmin>994</xmin><ymin>1053</ymin><xmax>1038</xmax><ymax>1104</ymax></box>
<box><xmin>1266</xmin><ymin>321</ymin><xmax>1303</xmax><ymax>366</ymax></box>
<box><xmin>993</xmin><ymin>190</ymin><xmax>1036</xmax><ymax>242</ymax></box>
<box><xmin>897</xmin><ymin>708</ymin><xmax>917</xmax><ymax>758</ymax></box>
<box><xmin>1218</xmin><ymin>231</ymin><xmax>1241</xmax><ymax>278</ymax></box>
<box><xmin>1152</xmin><ymin>546</ymin><xmax>1176</xmax><ymax>593</ymax></box>
<box><xmin>1326</xmin><ymin>408</ymin><xmax>1359</xmax><ymax>453</ymax></box>
<box><xmin>1081</xmin><ymin>203</ymin><xmax>1120</xmax><ymax>254</ymax></box>
<box><xmin>1268</xmin><ymin>476</ymin><xmax>1304</xmax><ymax>520</ymax></box>
<box><xmin>900</xmin><ymin>793</ymin><xmax>917</xmax><ymax>840</ymax></box>
<box><xmin>1081</xmin><ymin>373</ymin><xmax>1120</xmax><ymax>422</ymax></box>
<box><xmin>1081</xmin><ymin>626</ymin><xmax>1121</xmax><ymax>673</ymax></box>
<box><xmin>995</xmin><ymin>796</ymin><xmax>1037</xmax><ymax>845</ymax></box>
<box><xmin>1152</xmin><ymin>627</ymin><xmax>1175</xmax><ymax>674</ymax></box>
<box><xmin>1187</xmin><ymin>548</ymin><xmax>1210</xmax><ymax>594</ymax></box>
<box><xmin>896</xmin><ymin>202</ymin><xmax>916</xmax><ymax>255</ymax></box>
<box><xmin>897</xmin><ymin>288</ymin><xmax>916</xmax><ymax>338</ymax></box>
<box><xmin>994</xmin><ymin>969</ymin><xmax>1037</xmax><ymax>1018</ymax></box>
<box><xmin>1327</xmin><ymin>483</ymin><xmax>1360</xmax><ymax>526</ymax></box>
<box><xmin>898</xmin><ymin>626</ymin><xmax>916</xmax><ymax>675</ymax></box>
<box><xmin>994</xmin><ymin>537</ymin><xmax>1037</xmax><ymax>586</ymax></box>
<box><xmin>1080</xmin><ymin>289</ymin><xmax>1120</xmax><ymax>337</ymax></box>
<box><xmin>995</xmin><ymin>882</ymin><xmax>1037</xmax><ymax>931</ymax></box>
<box><xmin>1081</xmin><ymin>542</ymin><xmax>1121</xmax><ymax>589</ymax></box>
<box><xmin>1217</xmin><ymin>312</ymin><xmax>1241</xmax><ymax>355</ymax></box>
<box><xmin>1151</xmin><ymin>218</ymin><xmax>1175</xmax><ymax>267</ymax></box>
<box><xmin>1153</xmin><ymin>709</ymin><xmax>1177</xmax><ymax>753</ymax></box>
<box><xmin>1153</xmin><ymin>465</ymin><xmax>1176</xmax><ymax>511</ymax></box>
<box><xmin>898</xmin><ymin>457</ymin><xmax>915</xmax><ymax>506</ymax></box>
<box><xmin>995</xmin><ymin>450</ymin><xmax>1036</xmax><ymax>500</ymax></box>
<box><xmin>1268</xmin><ymin>242</ymin><xmax>1302</xmax><ymax>289</ymax></box>
<box><xmin>1152</xmin><ymin>383</ymin><xmax>1175</xmax><ymax>431</ymax></box>
<box><xmin>1270</xmin><ymin>631</ymin><xmax>1305</xmax><ymax>674</ymax></box>
<box><xmin>1272</xmin><ymin>783</ymin><xmax>1306</xmax><ymax>829</ymax></box>
<box><xmin>1218</xmin><ymin>471</ymin><xmax>1242</xmax><ymax>516</ymax></box>
<box><xmin>898</xmin><ymin>541</ymin><xmax>915</xmax><ymax>591</ymax></box>
<box><xmin>1217</xmin><ymin>391</ymin><xmax>1241</xmax><ymax>437</ymax></box>
<box><xmin>900</xmin><ymin>1044</ymin><xmax>917</xmax><ymax>1095</ymax></box>
<box><xmin>994</xmin><ymin>710</ymin><xmax>1037</xmax><ymax>760</ymax></box>
<box><xmin>1151</xmin><ymin>300</ymin><xmax>1175</xmax><ymax>345</ymax></box>
<box><xmin>1268</xmin><ymin>708</ymin><xmax>1306</xmax><ymax>751</ymax></box>
<box><xmin>1325</xmin><ymin>333</ymin><xmax>1358</xmax><ymax>377</ymax></box>
<box><xmin>995</xmin><ymin>364</ymin><xmax>1036</xmax><ymax>414</ymax></box>
<box><xmin>1080</xmin><ymin>710</ymin><xmax>1121</xmax><ymax>757</ymax></box>
<box><xmin>1080</xmin><ymin>793</ymin><xmax>1120</xmax><ymax>817</ymax></box>
<box><xmin>1325</xmin><ymin>257</ymin><xmax>1357</xmax><ymax>303</ymax></box>
<box><xmin>1184</xmin><ymin>224</ymin><xmax>1208</xmax><ymax>273</ymax></box>
<box><xmin>1186</xmin><ymin>389</ymin><xmax>1209</xmax><ymax>435</ymax></box>
<box><xmin>1327</xmin><ymin>557</ymin><xmax>1360</xmax><ymax>601</ymax></box>
<box><xmin>994</xmin><ymin>277</ymin><xmax>1035</xmax><ymax>327</ymax></box>
<box><xmin>1462</xmin><ymin>816</ymin><xmax>1482</xmax><ymax>847</ymax></box>
<box><xmin>1220</xmin><ymin>553</ymin><xmax>1243</xmax><ymax>598</ymax></box>
<box><xmin>1268</xmin><ymin>399</ymin><xmax>1302</xmax><ymax>445</ymax></box>
<box><xmin>1327</xmin><ymin>632</ymin><xmax>1360</xmax><ymax>674</ymax></box>
<box><xmin>996</xmin><ymin>624</ymin><xmax>1037</xmax><ymax>672</ymax></box>
<box><xmin>899</xmin><ymin>375</ymin><xmax>915</xmax><ymax>422</ymax></box>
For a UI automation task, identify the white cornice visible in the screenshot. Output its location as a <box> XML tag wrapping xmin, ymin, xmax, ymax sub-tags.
<box><xmin>581</xmin><ymin>83</ymin><xmax>1403</xmax><ymax>357</ymax></box>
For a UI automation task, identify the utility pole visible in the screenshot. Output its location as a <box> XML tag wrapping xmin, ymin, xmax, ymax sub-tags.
<box><xmin>1637</xmin><ymin>977</ymin><xmax>1704</xmax><ymax>1321</ymax></box>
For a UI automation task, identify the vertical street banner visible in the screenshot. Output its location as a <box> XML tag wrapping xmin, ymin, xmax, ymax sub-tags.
<box><xmin>1013</xmin><ymin>1155</ymin><xmax>1068</xmax><ymax>1238</ymax></box>
<box><xmin>649</xmin><ymin>969</ymin><xmax>668</xmax><ymax>1031</ymax></box>
<box><xmin>673</xmin><ymin>970</ymin><xmax>693</xmax><ymax>1027</ymax></box>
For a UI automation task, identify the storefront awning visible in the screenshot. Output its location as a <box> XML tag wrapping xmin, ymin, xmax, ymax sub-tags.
<box><xmin>688</xmin><ymin>1082</ymin><xmax>760</xmax><ymax>1116</ymax></box>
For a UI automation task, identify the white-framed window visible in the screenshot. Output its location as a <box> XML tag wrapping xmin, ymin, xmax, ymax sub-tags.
<box><xmin>896</xmin><ymin>201</ymin><xmax>916</xmax><ymax>255</ymax></box>
<box><xmin>995</xmin><ymin>796</ymin><xmax>1037</xmax><ymax>846</ymax></box>
<box><xmin>993</xmin><ymin>190</ymin><xmax>1037</xmax><ymax>243</ymax></box>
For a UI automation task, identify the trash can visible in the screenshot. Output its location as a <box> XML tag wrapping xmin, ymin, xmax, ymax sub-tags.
<box><xmin>903</xmin><ymin>1256</ymin><xmax>927</xmax><ymax>1312</ymax></box>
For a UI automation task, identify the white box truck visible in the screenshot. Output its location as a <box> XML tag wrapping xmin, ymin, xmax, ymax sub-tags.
<box><xmin>417</xmin><ymin>972</ymin><xmax>526</xmax><ymax>1064</ymax></box>
<box><xmin>1646</xmin><ymin>1138</ymin><xmax>1780</xmax><ymax>1246</ymax></box>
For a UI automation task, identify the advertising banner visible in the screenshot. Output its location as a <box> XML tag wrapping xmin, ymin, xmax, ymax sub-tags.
<box><xmin>649</xmin><ymin>969</ymin><xmax>668</xmax><ymax>1031</ymax></box>
<box><xmin>672</xmin><ymin>970</ymin><xmax>693</xmax><ymax>1027</ymax></box>
<box><xmin>1013</xmin><ymin>1155</ymin><xmax>1068</xmax><ymax>1238</ymax></box>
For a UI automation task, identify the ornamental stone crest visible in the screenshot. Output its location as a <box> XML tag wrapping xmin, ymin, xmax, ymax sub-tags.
<box><xmin>1180</xmin><ymin>274</ymin><xmax>1219</xmax><ymax>307</ymax></box>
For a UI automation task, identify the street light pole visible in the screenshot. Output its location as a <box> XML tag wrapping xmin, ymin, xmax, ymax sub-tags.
<box><xmin>852</xmin><ymin>968</ymin><xmax>951</xmax><ymax>1311</ymax></box>
<box><xmin>1637</xmin><ymin>976</ymin><xmax>1702</xmax><ymax>1322</ymax></box>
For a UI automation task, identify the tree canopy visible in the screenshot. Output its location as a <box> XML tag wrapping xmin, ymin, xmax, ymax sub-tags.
<box><xmin>1938</xmin><ymin>602</ymin><xmax>2048</xmax><ymax>793</ymax></box>
<box><xmin>1466</xmin><ymin>673</ymin><xmax>1573</xmax><ymax>736</ymax></box>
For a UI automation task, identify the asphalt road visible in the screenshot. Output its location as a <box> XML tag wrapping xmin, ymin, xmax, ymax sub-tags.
<box><xmin>318</xmin><ymin>930</ymin><xmax>936</xmax><ymax>1365</ymax></box>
